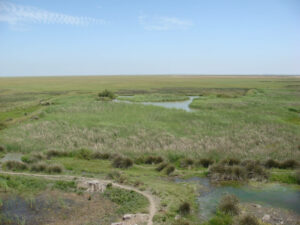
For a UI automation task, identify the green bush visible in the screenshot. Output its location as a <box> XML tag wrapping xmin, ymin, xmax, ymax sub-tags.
<box><xmin>218</xmin><ymin>194</ymin><xmax>239</xmax><ymax>216</ymax></box>
<box><xmin>264</xmin><ymin>159</ymin><xmax>280</xmax><ymax>168</ymax></box>
<box><xmin>197</xmin><ymin>158</ymin><xmax>214</xmax><ymax>168</ymax></box>
<box><xmin>75</xmin><ymin>148</ymin><xmax>93</xmax><ymax>160</ymax></box>
<box><xmin>280</xmin><ymin>159</ymin><xmax>299</xmax><ymax>169</ymax></box>
<box><xmin>22</xmin><ymin>152</ymin><xmax>46</xmax><ymax>164</ymax></box>
<box><xmin>180</xmin><ymin>158</ymin><xmax>194</xmax><ymax>168</ymax></box>
<box><xmin>221</xmin><ymin>158</ymin><xmax>240</xmax><ymax>166</ymax></box>
<box><xmin>91</xmin><ymin>151</ymin><xmax>111</xmax><ymax>160</ymax></box>
<box><xmin>47</xmin><ymin>164</ymin><xmax>63</xmax><ymax>173</ymax></box>
<box><xmin>156</xmin><ymin>162</ymin><xmax>168</xmax><ymax>172</ymax></box>
<box><xmin>0</xmin><ymin>145</ymin><xmax>6</xmax><ymax>152</ymax></box>
<box><xmin>3</xmin><ymin>161</ymin><xmax>28</xmax><ymax>171</ymax></box>
<box><xmin>30</xmin><ymin>162</ymin><xmax>47</xmax><ymax>172</ymax></box>
<box><xmin>178</xmin><ymin>202</ymin><xmax>191</xmax><ymax>216</ymax></box>
<box><xmin>98</xmin><ymin>89</ymin><xmax>116</xmax><ymax>99</ymax></box>
<box><xmin>112</xmin><ymin>156</ymin><xmax>133</xmax><ymax>169</ymax></box>
<box><xmin>165</xmin><ymin>165</ymin><xmax>175</xmax><ymax>175</ymax></box>
<box><xmin>296</xmin><ymin>170</ymin><xmax>300</xmax><ymax>184</ymax></box>
<box><xmin>46</xmin><ymin>149</ymin><xmax>69</xmax><ymax>158</ymax></box>
<box><xmin>237</xmin><ymin>214</ymin><xmax>259</xmax><ymax>225</ymax></box>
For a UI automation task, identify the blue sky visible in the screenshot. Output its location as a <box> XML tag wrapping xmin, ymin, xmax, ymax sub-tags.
<box><xmin>0</xmin><ymin>0</ymin><xmax>299</xmax><ymax>76</ymax></box>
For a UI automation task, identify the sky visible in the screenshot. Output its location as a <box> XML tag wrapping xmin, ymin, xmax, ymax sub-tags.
<box><xmin>0</xmin><ymin>0</ymin><xmax>300</xmax><ymax>76</ymax></box>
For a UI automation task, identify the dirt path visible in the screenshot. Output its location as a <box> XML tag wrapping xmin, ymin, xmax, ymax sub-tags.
<box><xmin>0</xmin><ymin>171</ymin><xmax>157</xmax><ymax>225</ymax></box>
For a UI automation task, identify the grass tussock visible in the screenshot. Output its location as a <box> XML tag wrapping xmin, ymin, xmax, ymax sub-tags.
<box><xmin>279</xmin><ymin>159</ymin><xmax>299</xmax><ymax>169</ymax></box>
<box><xmin>22</xmin><ymin>152</ymin><xmax>46</xmax><ymax>164</ymax></box>
<box><xmin>296</xmin><ymin>170</ymin><xmax>300</xmax><ymax>185</ymax></box>
<box><xmin>155</xmin><ymin>162</ymin><xmax>169</xmax><ymax>172</ymax></box>
<box><xmin>91</xmin><ymin>151</ymin><xmax>111</xmax><ymax>160</ymax></box>
<box><xmin>236</xmin><ymin>214</ymin><xmax>259</xmax><ymax>225</ymax></box>
<box><xmin>220</xmin><ymin>158</ymin><xmax>241</xmax><ymax>166</ymax></box>
<box><xmin>209</xmin><ymin>160</ymin><xmax>268</xmax><ymax>181</ymax></box>
<box><xmin>165</xmin><ymin>165</ymin><xmax>175</xmax><ymax>176</ymax></box>
<box><xmin>218</xmin><ymin>194</ymin><xmax>239</xmax><ymax>216</ymax></box>
<box><xmin>180</xmin><ymin>158</ymin><xmax>194</xmax><ymax>168</ymax></box>
<box><xmin>46</xmin><ymin>164</ymin><xmax>63</xmax><ymax>173</ymax></box>
<box><xmin>46</xmin><ymin>149</ymin><xmax>69</xmax><ymax>159</ymax></box>
<box><xmin>3</xmin><ymin>161</ymin><xmax>28</xmax><ymax>171</ymax></box>
<box><xmin>0</xmin><ymin>145</ymin><xmax>6</xmax><ymax>152</ymax></box>
<box><xmin>30</xmin><ymin>162</ymin><xmax>48</xmax><ymax>172</ymax></box>
<box><xmin>197</xmin><ymin>158</ymin><xmax>214</xmax><ymax>168</ymax></box>
<box><xmin>178</xmin><ymin>202</ymin><xmax>191</xmax><ymax>216</ymax></box>
<box><xmin>111</xmin><ymin>156</ymin><xmax>133</xmax><ymax>169</ymax></box>
<box><xmin>98</xmin><ymin>89</ymin><xmax>116</xmax><ymax>100</ymax></box>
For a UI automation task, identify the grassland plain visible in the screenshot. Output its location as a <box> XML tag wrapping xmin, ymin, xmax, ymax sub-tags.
<box><xmin>0</xmin><ymin>75</ymin><xmax>300</xmax><ymax>225</ymax></box>
<box><xmin>1</xmin><ymin>76</ymin><xmax>300</xmax><ymax>160</ymax></box>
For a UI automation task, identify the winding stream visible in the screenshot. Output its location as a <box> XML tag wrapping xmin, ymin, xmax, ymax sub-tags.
<box><xmin>114</xmin><ymin>96</ymin><xmax>198</xmax><ymax>112</ymax></box>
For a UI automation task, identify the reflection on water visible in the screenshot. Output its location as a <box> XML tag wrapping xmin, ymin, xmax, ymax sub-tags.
<box><xmin>114</xmin><ymin>96</ymin><xmax>198</xmax><ymax>112</ymax></box>
<box><xmin>176</xmin><ymin>177</ymin><xmax>300</xmax><ymax>221</ymax></box>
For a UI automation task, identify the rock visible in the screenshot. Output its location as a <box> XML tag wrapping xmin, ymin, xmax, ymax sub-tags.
<box><xmin>262</xmin><ymin>214</ymin><xmax>271</xmax><ymax>221</ymax></box>
<box><xmin>254</xmin><ymin>204</ymin><xmax>262</xmax><ymax>208</ymax></box>
<box><xmin>111</xmin><ymin>223</ymin><xmax>123</xmax><ymax>225</ymax></box>
<box><xmin>123</xmin><ymin>214</ymin><xmax>133</xmax><ymax>220</ymax></box>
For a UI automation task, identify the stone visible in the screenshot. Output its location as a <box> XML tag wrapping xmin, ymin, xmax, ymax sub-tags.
<box><xmin>262</xmin><ymin>214</ymin><xmax>271</xmax><ymax>221</ymax></box>
<box><xmin>123</xmin><ymin>214</ymin><xmax>133</xmax><ymax>220</ymax></box>
<box><xmin>111</xmin><ymin>223</ymin><xmax>123</xmax><ymax>225</ymax></box>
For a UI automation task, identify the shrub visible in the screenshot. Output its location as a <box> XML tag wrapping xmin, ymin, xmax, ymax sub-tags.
<box><xmin>280</xmin><ymin>159</ymin><xmax>299</xmax><ymax>169</ymax></box>
<box><xmin>178</xmin><ymin>202</ymin><xmax>191</xmax><ymax>215</ymax></box>
<box><xmin>46</xmin><ymin>150</ymin><xmax>68</xmax><ymax>158</ymax></box>
<box><xmin>144</xmin><ymin>156</ymin><xmax>164</xmax><ymax>164</ymax></box>
<box><xmin>22</xmin><ymin>153</ymin><xmax>46</xmax><ymax>164</ymax></box>
<box><xmin>106</xmin><ymin>183</ymin><xmax>113</xmax><ymax>188</ymax></box>
<box><xmin>296</xmin><ymin>170</ymin><xmax>300</xmax><ymax>185</ymax></box>
<box><xmin>165</xmin><ymin>165</ymin><xmax>175</xmax><ymax>175</ymax></box>
<box><xmin>180</xmin><ymin>158</ymin><xmax>194</xmax><ymax>168</ymax></box>
<box><xmin>218</xmin><ymin>194</ymin><xmax>239</xmax><ymax>216</ymax></box>
<box><xmin>236</xmin><ymin>214</ymin><xmax>259</xmax><ymax>225</ymax></box>
<box><xmin>91</xmin><ymin>151</ymin><xmax>111</xmax><ymax>160</ymax></box>
<box><xmin>47</xmin><ymin>164</ymin><xmax>63</xmax><ymax>173</ymax></box>
<box><xmin>112</xmin><ymin>156</ymin><xmax>133</xmax><ymax>169</ymax></box>
<box><xmin>30</xmin><ymin>162</ymin><xmax>47</xmax><ymax>172</ymax></box>
<box><xmin>232</xmin><ymin>166</ymin><xmax>246</xmax><ymax>180</ymax></box>
<box><xmin>75</xmin><ymin>148</ymin><xmax>92</xmax><ymax>160</ymax></box>
<box><xmin>221</xmin><ymin>158</ymin><xmax>240</xmax><ymax>166</ymax></box>
<box><xmin>0</xmin><ymin>145</ymin><xmax>6</xmax><ymax>152</ymax></box>
<box><xmin>197</xmin><ymin>158</ymin><xmax>214</xmax><ymax>168</ymax></box>
<box><xmin>264</xmin><ymin>159</ymin><xmax>280</xmax><ymax>168</ymax></box>
<box><xmin>156</xmin><ymin>162</ymin><xmax>168</xmax><ymax>172</ymax></box>
<box><xmin>98</xmin><ymin>89</ymin><xmax>116</xmax><ymax>99</ymax></box>
<box><xmin>3</xmin><ymin>161</ymin><xmax>28</xmax><ymax>171</ymax></box>
<box><xmin>245</xmin><ymin>161</ymin><xmax>268</xmax><ymax>180</ymax></box>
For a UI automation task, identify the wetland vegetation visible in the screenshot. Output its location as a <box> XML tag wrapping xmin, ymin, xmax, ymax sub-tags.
<box><xmin>0</xmin><ymin>75</ymin><xmax>300</xmax><ymax>225</ymax></box>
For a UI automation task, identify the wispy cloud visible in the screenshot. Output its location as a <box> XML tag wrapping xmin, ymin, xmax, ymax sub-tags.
<box><xmin>0</xmin><ymin>1</ymin><xmax>106</xmax><ymax>27</ymax></box>
<box><xmin>139</xmin><ymin>13</ymin><xmax>193</xmax><ymax>31</ymax></box>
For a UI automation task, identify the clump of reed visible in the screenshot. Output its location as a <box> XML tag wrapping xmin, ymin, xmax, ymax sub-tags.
<box><xmin>196</xmin><ymin>158</ymin><xmax>214</xmax><ymax>168</ymax></box>
<box><xmin>209</xmin><ymin>160</ymin><xmax>268</xmax><ymax>181</ymax></box>
<box><xmin>3</xmin><ymin>160</ymin><xmax>28</xmax><ymax>171</ymax></box>
<box><xmin>236</xmin><ymin>214</ymin><xmax>259</xmax><ymax>225</ymax></box>
<box><xmin>178</xmin><ymin>202</ymin><xmax>191</xmax><ymax>215</ymax></box>
<box><xmin>111</xmin><ymin>156</ymin><xmax>133</xmax><ymax>169</ymax></box>
<box><xmin>218</xmin><ymin>194</ymin><xmax>239</xmax><ymax>216</ymax></box>
<box><xmin>180</xmin><ymin>158</ymin><xmax>194</xmax><ymax>168</ymax></box>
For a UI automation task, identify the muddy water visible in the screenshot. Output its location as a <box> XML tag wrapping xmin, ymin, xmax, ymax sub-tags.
<box><xmin>176</xmin><ymin>177</ymin><xmax>300</xmax><ymax>221</ymax></box>
<box><xmin>114</xmin><ymin>96</ymin><xmax>198</xmax><ymax>112</ymax></box>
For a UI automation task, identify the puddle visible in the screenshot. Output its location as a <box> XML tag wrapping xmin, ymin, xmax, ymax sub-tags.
<box><xmin>114</xmin><ymin>96</ymin><xmax>198</xmax><ymax>112</ymax></box>
<box><xmin>0</xmin><ymin>153</ymin><xmax>23</xmax><ymax>163</ymax></box>
<box><xmin>176</xmin><ymin>177</ymin><xmax>300</xmax><ymax>221</ymax></box>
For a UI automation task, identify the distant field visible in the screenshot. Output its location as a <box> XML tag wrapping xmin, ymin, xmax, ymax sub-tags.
<box><xmin>0</xmin><ymin>75</ymin><xmax>300</xmax><ymax>160</ymax></box>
